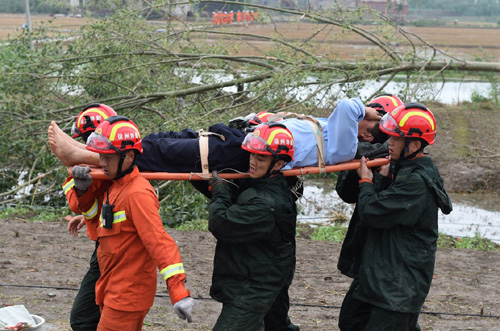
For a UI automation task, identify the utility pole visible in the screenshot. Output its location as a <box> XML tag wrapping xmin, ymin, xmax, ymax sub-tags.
<box><xmin>25</xmin><ymin>0</ymin><xmax>34</xmax><ymax>50</ymax></box>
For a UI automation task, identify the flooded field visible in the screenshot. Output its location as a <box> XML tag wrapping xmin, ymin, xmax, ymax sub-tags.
<box><xmin>299</xmin><ymin>184</ymin><xmax>500</xmax><ymax>244</ymax></box>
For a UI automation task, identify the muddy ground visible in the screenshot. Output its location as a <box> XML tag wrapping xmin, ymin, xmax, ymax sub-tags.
<box><xmin>1</xmin><ymin>217</ymin><xmax>500</xmax><ymax>331</ymax></box>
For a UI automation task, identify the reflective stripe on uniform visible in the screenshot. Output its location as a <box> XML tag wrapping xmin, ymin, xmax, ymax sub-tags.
<box><xmin>62</xmin><ymin>179</ymin><xmax>75</xmax><ymax>195</ymax></box>
<box><xmin>160</xmin><ymin>263</ymin><xmax>185</xmax><ymax>280</ymax></box>
<box><xmin>99</xmin><ymin>210</ymin><xmax>127</xmax><ymax>227</ymax></box>
<box><xmin>82</xmin><ymin>199</ymin><xmax>99</xmax><ymax>219</ymax></box>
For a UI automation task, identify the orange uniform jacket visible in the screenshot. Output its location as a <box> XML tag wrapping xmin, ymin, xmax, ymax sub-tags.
<box><xmin>62</xmin><ymin>176</ymin><xmax>110</xmax><ymax>241</ymax></box>
<box><xmin>74</xmin><ymin>167</ymin><xmax>190</xmax><ymax>311</ymax></box>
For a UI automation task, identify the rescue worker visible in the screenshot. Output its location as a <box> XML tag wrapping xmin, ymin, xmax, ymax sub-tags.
<box><xmin>365</xmin><ymin>93</ymin><xmax>403</xmax><ymax>116</ymax></box>
<box><xmin>356</xmin><ymin>94</ymin><xmax>403</xmax><ymax>159</ymax></box>
<box><xmin>60</xmin><ymin>103</ymin><xmax>116</xmax><ymax>331</ymax></box>
<box><xmin>336</xmin><ymin>94</ymin><xmax>403</xmax><ymax>283</ymax></box>
<box><xmin>71</xmin><ymin>103</ymin><xmax>118</xmax><ymax>143</ymax></box>
<box><xmin>338</xmin><ymin>103</ymin><xmax>452</xmax><ymax>330</ymax></box>
<box><xmin>208</xmin><ymin>123</ymin><xmax>299</xmax><ymax>330</ymax></box>
<box><xmin>69</xmin><ymin>116</ymin><xmax>194</xmax><ymax>330</ymax></box>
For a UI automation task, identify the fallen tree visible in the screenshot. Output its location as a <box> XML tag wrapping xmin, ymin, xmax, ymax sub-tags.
<box><xmin>0</xmin><ymin>0</ymin><xmax>498</xmax><ymax>213</ymax></box>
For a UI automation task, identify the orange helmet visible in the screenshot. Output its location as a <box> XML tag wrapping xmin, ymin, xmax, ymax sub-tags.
<box><xmin>71</xmin><ymin>103</ymin><xmax>117</xmax><ymax>139</ymax></box>
<box><xmin>366</xmin><ymin>94</ymin><xmax>403</xmax><ymax>114</ymax></box>
<box><xmin>248</xmin><ymin>111</ymin><xmax>276</xmax><ymax>125</ymax></box>
<box><xmin>380</xmin><ymin>103</ymin><xmax>436</xmax><ymax>145</ymax></box>
<box><xmin>86</xmin><ymin>116</ymin><xmax>143</xmax><ymax>154</ymax></box>
<box><xmin>242</xmin><ymin>123</ymin><xmax>294</xmax><ymax>161</ymax></box>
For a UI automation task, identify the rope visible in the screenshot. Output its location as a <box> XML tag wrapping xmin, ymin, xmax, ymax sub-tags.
<box><xmin>1</xmin><ymin>284</ymin><xmax>499</xmax><ymax>319</ymax></box>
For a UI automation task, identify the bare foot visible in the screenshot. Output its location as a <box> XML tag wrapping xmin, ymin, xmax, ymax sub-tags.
<box><xmin>48</xmin><ymin>121</ymin><xmax>100</xmax><ymax>166</ymax></box>
<box><xmin>51</xmin><ymin>121</ymin><xmax>87</xmax><ymax>150</ymax></box>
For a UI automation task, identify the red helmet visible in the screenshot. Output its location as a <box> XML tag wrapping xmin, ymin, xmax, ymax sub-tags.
<box><xmin>366</xmin><ymin>94</ymin><xmax>403</xmax><ymax>114</ymax></box>
<box><xmin>380</xmin><ymin>103</ymin><xmax>436</xmax><ymax>145</ymax></box>
<box><xmin>242</xmin><ymin>123</ymin><xmax>294</xmax><ymax>161</ymax></box>
<box><xmin>71</xmin><ymin>103</ymin><xmax>117</xmax><ymax>138</ymax></box>
<box><xmin>248</xmin><ymin>111</ymin><xmax>276</xmax><ymax>125</ymax></box>
<box><xmin>86</xmin><ymin>116</ymin><xmax>143</xmax><ymax>154</ymax></box>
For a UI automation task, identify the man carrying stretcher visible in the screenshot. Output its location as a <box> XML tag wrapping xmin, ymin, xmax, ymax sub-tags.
<box><xmin>48</xmin><ymin>96</ymin><xmax>401</xmax><ymax>174</ymax></box>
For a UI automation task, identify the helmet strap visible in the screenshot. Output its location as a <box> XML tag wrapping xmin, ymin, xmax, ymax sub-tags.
<box><xmin>399</xmin><ymin>139</ymin><xmax>423</xmax><ymax>161</ymax></box>
<box><xmin>263</xmin><ymin>158</ymin><xmax>287</xmax><ymax>178</ymax></box>
<box><xmin>261</xmin><ymin>159</ymin><xmax>277</xmax><ymax>179</ymax></box>
<box><xmin>113</xmin><ymin>152</ymin><xmax>135</xmax><ymax>180</ymax></box>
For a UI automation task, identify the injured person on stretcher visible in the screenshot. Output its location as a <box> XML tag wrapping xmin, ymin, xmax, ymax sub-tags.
<box><xmin>48</xmin><ymin>98</ymin><xmax>391</xmax><ymax>174</ymax></box>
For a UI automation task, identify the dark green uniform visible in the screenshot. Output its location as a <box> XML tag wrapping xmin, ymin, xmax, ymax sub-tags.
<box><xmin>337</xmin><ymin>156</ymin><xmax>452</xmax><ymax>331</ymax></box>
<box><xmin>209</xmin><ymin>175</ymin><xmax>299</xmax><ymax>331</ymax></box>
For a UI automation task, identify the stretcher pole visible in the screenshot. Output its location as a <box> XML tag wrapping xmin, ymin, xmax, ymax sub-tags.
<box><xmin>68</xmin><ymin>158</ymin><xmax>389</xmax><ymax>181</ymax></box>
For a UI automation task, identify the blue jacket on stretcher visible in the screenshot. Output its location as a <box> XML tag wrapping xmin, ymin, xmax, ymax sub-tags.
<box><xmin>135</xmin><ymin>98</ymin><xmax>366</xmax><ymax>173</ymax></box>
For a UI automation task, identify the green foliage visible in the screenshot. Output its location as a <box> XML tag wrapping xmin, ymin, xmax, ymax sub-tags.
<box><xmin>298</xmin><ymin>223</ymin><xmax>500</xmax><ymax>251</ymax></box>
<box><xmin>309</xmin><ymin>225</ymin><xmax>347</xmax><ymax>242</ymax></box>
<box><xmin>174</xmin><ymin>218</ymin><xmax>209</xmax><ymax>231</ymax></box>
<box><xmin>467</xmin><ymin>70</ymin><xmax>499</xmax><ymax>105</ymax></box>
<box><xmin>0</xmin><ymin>5</ymin><xmax>393</xmax><ymax>214</ymax></box>
<box><xmin>0</xmin><ymin>0</ymin><xmax>25</xmax><ymax>13</ymax></box>
<box><xmin>412</xmin><ymin>19</ymin><xmax>446</xmax><ymax>27</ymax></box>
<box><xmin>0</xmin><ymin>206</ymin><xmax>68</xmax><ymax>222</ymax></box>
<box><xmin>296</xmin><ymin>221</ymin><xmax>348</xmax><ymax>241</ymax></box>
<box><xmin>470</xmin><ymin>90</ymin><xmax>489</xmax><ymax>103</ymax></box>
<box><xmin>437</xmin><ymin>232</ymin><xmax>500</xmax><ymax>251</ymax></box>
<box><xmin>157</xmin><ymin>182</ymin><xmax>209</xmax><ymax>227</ymax></box>
<box><xmin>1</xmin><ymin>2</ymin><xmax>499</xmax><ymax>226</ymax></box>
<box><xmin>0</xmin><ymin>0</ymin><xmax>64</xmax><ymax>14</ymax></box>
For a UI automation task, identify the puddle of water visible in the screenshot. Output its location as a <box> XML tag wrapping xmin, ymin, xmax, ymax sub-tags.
<box><xmin>439</xmin><ymin>203</ymin><xmax>500</xmax><ymax>243</ymax></box>
<box><xmin>299</xmin><ymin>184</ymin><xmax>500</xmax><ymax>243</ymax></box>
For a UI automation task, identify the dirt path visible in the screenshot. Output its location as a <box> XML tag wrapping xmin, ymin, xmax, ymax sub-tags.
<box><xmin>1</xmin><ymin>218</ymin><xmax>499</xmax><ymax>330</ymax></box>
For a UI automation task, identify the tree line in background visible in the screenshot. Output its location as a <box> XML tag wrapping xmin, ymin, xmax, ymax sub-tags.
<box><xmin>1</xmin><ymin>0</ymin><xmax>500</xmax><ymax>18</ymax></box>
<box><xmin>409</xmin><ymin>0</ymin><xmax>500</xmax><ymax>17</ymax></box>
<box><xmin>0</xmin><ymin>0</ymin><xmax>60</xmax><ymax>15</ymax></box>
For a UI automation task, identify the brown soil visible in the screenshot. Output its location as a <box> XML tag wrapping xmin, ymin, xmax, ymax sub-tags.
<box><xmin>1</xmin><ymin>218</ymin><xmax>500</xmax><ymax>331</ymax></box>
<box><xmin>0</xmin><ymin>14</ymin><xmax>90</xmax><ymax>40</ymax></box>
<box><xmin>429</xmin><ymin>102</ymin><xmax>500</xmax><ymax>211</ymax></box>
<box><xmin>2</xmin><ymin>15</ymin><xmax>499</xmax><ymax>61</ymax></box>
<box><xmin>198</xmin><ymin>22</ymin><xmax>500</xmax><ymax>61</ymax></box>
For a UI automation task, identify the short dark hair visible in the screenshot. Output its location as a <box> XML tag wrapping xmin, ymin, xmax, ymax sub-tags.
<box><xmin>275</xmin><ymin>154</ymin><xmax>292</xmax><ymax>163</ymax></box>
<box><xmin>407</xmin><ymin>137</ymin><xmax>429</xmax><ymax>152</ymax></box>
<box><xmin>368</xmin><ymin>124</ymin><xmax>389</xmax><ymax>144</ymax></box>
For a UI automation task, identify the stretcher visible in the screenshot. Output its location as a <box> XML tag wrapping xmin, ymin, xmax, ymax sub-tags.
<box><xmin>69</xmin><ymin>158</ymin><xmax>389</xmax><ymax>181</ymax></box>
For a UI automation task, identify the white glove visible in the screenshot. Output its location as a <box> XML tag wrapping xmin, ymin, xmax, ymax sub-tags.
<box><xmin>173</xmin><ymin>297</ymin><xmax>194</xmax><ymax>323</ymax></box>
<box><xmin>72</xmin><ymin>166</ymin><xmax>92</xmax><ymax>191</ymax></box>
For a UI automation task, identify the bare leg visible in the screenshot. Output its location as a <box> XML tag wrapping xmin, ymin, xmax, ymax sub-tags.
<box><xmin>48</xmin><ymin>121</ymin><xmax>100</xmax><ymax>166</ymax></box>
<box><xmin>51</xmin><ymin>121</ymin><xmax>87</xmax><ymax>150</ymax></box>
